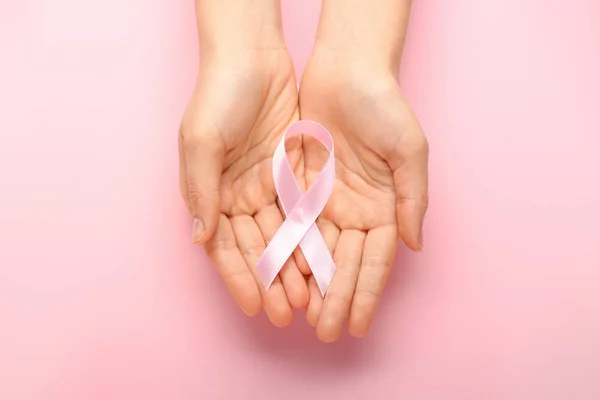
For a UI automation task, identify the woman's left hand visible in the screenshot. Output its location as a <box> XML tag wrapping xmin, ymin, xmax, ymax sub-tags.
<box><xmin>299</xmin><ymin>49</ymin><xmax>429</xmax><ymax>342</ymax></box>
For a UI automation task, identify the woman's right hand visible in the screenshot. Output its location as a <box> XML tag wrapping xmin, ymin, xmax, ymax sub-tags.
<box><xmin>178</xmin><ymin>45</ymin><xmax>309</xmax><ymax>327</ymax></box>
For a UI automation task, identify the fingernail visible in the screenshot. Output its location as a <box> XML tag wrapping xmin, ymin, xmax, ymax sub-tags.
<box><xmin>192</xmin><ymin>218</ymin><xmax>204</xmax><ymax>242</ymax></box>
<box><xmin>418</xmin><ymin>229</ymin><xmax>424</xmax><ymax>251</ymax></box>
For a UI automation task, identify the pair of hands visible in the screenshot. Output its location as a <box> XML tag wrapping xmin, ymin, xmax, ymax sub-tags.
<box><xmin>179</xmin><ymin>41</ymin><xmax>428</xmax><ymax>342</ymax></box>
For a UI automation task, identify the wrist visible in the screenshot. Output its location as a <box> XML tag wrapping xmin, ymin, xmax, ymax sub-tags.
<box><xmin>196</xmin><ymin>0</ymin><xmax>286</xmax><ymax>55</ymax></box>
<box><xmin>196</xmin><ymin>44</ymin><xmax>295</xmax><ymax>96</ymax></box>
<box><xmin>313</xmin><ymin>32</ymin><xmax>402</xmax><ymax>75</ymax></box>
<box><xmin>199</xmin><ymin>27</ymin><xmax>286</xmax><ymax>56</ymax></box>
<box><xmin>313</xmin><ymin>0</ymin><xmax>411</xmax><ymax>75</ymax></box>
<box><xmin>309</xmin><ymin>42</ymin><xmax>399</xmax><ymax>80</ymax></box>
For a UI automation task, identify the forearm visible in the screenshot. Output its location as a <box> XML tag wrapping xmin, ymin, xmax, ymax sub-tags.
<box><xmin>195</xmin><ymin>0</ymin><xmax>285</xmax><ymax>53</ymax></box>
<box><xmin>315</xmin><ymin>0</ymin><xmax>412</xmax><ymax>72</ymax></box>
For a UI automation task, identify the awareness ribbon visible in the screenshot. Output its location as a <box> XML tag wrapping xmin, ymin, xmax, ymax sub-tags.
<box><xmin>257</xmin><ymin>120</ymin><xmax>336</xmax><ymax>297</ymax></box>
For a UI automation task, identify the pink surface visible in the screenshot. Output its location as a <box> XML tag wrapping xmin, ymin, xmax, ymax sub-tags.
<box><xmin>1</xmin><ymin>0</ymin><xmax>600</xmax><ymax>399</ymax></box>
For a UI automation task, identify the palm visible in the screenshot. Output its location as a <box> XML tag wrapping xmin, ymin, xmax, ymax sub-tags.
<box><xmin>179</xmin><ymin>49</ymin><xmax>308</xmax><ymax>326</ymax></box>
<box><xmin>299</xmin><ymin>61</ymin><xmax>428</xmax><ymax>341</ymax></box>
<box><xmin>304</xmin><ymin>129</ymin><xmax>397</xmax><ymax>232</ymax></box>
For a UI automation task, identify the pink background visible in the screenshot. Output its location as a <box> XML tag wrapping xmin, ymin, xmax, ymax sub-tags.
<box><xmin>1</xmin><ymin>0</ymin><xmax>600</xmax><ymax>399</ymax></box>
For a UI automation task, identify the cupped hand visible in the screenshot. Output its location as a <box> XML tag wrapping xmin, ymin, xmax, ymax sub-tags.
<box><xmin>179</xmin><ymin>48</ymin><xmax>308</xmax><ymax>327</ymax></box>
<box><xmin>299</xmin><ymin>50</ymin><xmax>429</xmax><ymax>341</ymax></box>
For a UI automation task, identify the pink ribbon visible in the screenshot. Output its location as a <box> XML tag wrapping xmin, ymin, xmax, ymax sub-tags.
<box><xmin>257</xmin><ymin>120</ymin><xmax>336</xmax><ymax>297</ymax></box>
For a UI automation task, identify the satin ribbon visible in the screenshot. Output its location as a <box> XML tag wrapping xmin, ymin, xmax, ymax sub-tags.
<box><xmin>257</xmin><ymin>120</ymin><xmax>336</xmax><ymax>297</ymax></box>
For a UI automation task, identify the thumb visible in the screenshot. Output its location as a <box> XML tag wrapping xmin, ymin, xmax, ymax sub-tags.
<box><xmin>389</xmin><ymin>126</ymin><xmax>429</xmax><ymax>252</ymax></box>
<box><xmin>179</xmin><ymin>128</ymin><xmax>225</xmax><ymax>244</ymax></box>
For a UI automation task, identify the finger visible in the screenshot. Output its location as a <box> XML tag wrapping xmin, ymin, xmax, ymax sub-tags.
<box><xmin>305</xmin><ymin>218</ymin><xmax>340</xmax><ymax>324</ymax></box>
<box><xmin>204</xmin><ymin>214</ymin><xmax>262</xmax><ymax>317</ymax></box>
<box><xmin>349</xmin><ymin>226</ymin><xmax>397</xmax><ymax>338</ymax></box>
<box><xmin>293</xmin><ymin>248</ymin><xmax>311</xmax><ymax>276</ymax></box>
<box><xmin>179</xmin><ymin>127</ymin><xmax>225</xmax><ymax>245</ymax></box>
<box><xmin>255</xmin><ymin>204</ymin><xmax>308</xmax><ymax>309</ymax></box>
<box><xmin>230</xmin><ymin>214</ymin><xmax>293</xmax><ymax>328</ymax></box>
<box><xmin>316</xmin><ymin>230</ymin><xmax>366</xmax><ymax>343</ymax></box>
<box><xmin>178</xmin><ymin>133</ymin><xmax>192</xmax><ymax>215</ymax></box>
<box><xmin>306</xmin><ymin>275</ymin><xmax>322</xmax><ymax>326</ymax></box>
<box><xmin>389</xmin><ymin>125</ymin><xmax>429</xmax><ymax>251</ymax></box>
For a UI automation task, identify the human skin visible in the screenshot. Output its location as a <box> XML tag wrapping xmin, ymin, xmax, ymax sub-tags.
<box><xmin>178</xmin><ymin>0</ymin><xmax>309</xmax><ymax>327</ymax></box>
<box><xmin>179</xmin><ymin>0</ymin><xmax>428</xmax><ymax>340</ymax></box>
<box><xmin>299</xmin><ymin>0</ymin><xmax>429</xmax><ymax>342</ymax></box>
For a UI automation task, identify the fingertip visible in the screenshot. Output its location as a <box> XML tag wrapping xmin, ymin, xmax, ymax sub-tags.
<box><xmin>232</xmin><ymin>283</ymin><xmax>262</xmax><ymax>318</ymax></box>
<box><xmin>316</xmin><ymin>318</ymin><xmax>342</xmax><ymax>343</ymax></box>
<box><xmin>348</xmin><ymin>299</ymin><xmax>370</xmax><ymax>337</ymax></box>
<box><xmin>291</xmin><ymin>270</ymin><xmax>310</xmax><ymax>309</ymax></box>
<box><xmin>397</xmin><ymin>210</ymin><xmax>424</xmax><ymax>252</ymax></box>
<box><xmin>400</xmin><ymin>234</ymin><xmax>422</xmax><ymax>252</ymax></box>
<box><xmin>293</xmin><ymin>249</ymin><xmax>311</xmax><ymax>275</ymax></box>
<box><xmin>348</xmin><ymin>305</ymin><xmax>375</xmax><ymax>339</ymax></box>
<box><xmin>263</xmin><ymin>282</ymin><xmax>294</xmax><ymax>328</ymax></box>
<box><xmin>222</xmin><ymin>265</ymin><xmax>262</xmax><ymax>318</ymax></box>
<box><xmin>268</xmin><ymin>305</ymin><xmax>294</xmax><ymax>328</ymax></box>
<box><xmin>240</xmin><ymin>297</ymin><xmax>262</xmax><ymax>317</ymax></box>
<box><xmin>280</xmin><ymin>262</ymin><xmax>310</xmax><ymax>309</ymax></box>
<box><xmin>348</xmin><ymin>312</ymin><xmax>371</xmax><ymax>338</ymax></box>
<box><xmin>348</xmin><ymin>325</ymin><xmax>369</xmax><ymax>339</ymax></box>
<box><xmin>306</xmin><ymin>311</ymin><xmax>318</xmax><ymax>327</ymax></box>
<box><xmin>306</xmin><ymin>277</ymin><xmax>323</xmax><ymax>327</ymax></box>
<box><xmin>289</xmin><ymin>285</ymin><xmax>309</xmax><ymax>310</ymax></box>
<box><xmin>317</xmin><ymin>332</ymin><xmax>340</xmax><ymax>343</ymax></box>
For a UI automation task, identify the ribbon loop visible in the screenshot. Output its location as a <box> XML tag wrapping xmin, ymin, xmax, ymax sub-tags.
<box><xmin>257</xmin><ymin>120</ymin><xmax>336</xmax><ymax>296</ymax></box>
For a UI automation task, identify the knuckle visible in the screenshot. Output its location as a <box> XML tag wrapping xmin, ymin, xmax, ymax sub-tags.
<box><xmin>409</xmin><ymin>135</ymin><xmax>429</xmax><ymax>158</ymax></box>
<box><xmin>180</xmin><ymin>126</ymin><xmax>223</xmax><ymax>154</ymax></box>
<box><xmin>361</xmin><ymin>256</ymin><xmax>389</xmax><ymax>273</ymax></box>
<box><xmin>232</xmin><ymin>188</ymin><xmax>255</xmax><ymax>217</ymax></box>
<box><xmin>241</xmin><ymin>244</ymin><xmax>264</xmax><ymax>261</ymax></box>
<box><xmin>222</xmin><ymin>266</ymin><xmax>250</xmax><ymax>284</ymax></box>
<box><xmin>186</xmin><ymin>183</ymin><xmax>201</xmax><ymax>200</ymax></box>
<box><xmin>182</xmin><ymin>134</ymin><xmax>208</xmax><ymax>153</ymax></box>
<box><xmin>186</xmin><ymin>183</ymin><xmax>220</xmax><ymax>208</ymax></box>
<box><xmin>397</xmin><ymin>195</ymin><xmax>418</xmax><ymax>206</ymax></box>
<box><xmin>334</xmin><ymin>205</ymin><xmax>366</xmax><ymax>231</ymax></box>
<box><xmin>397</xmin><ymin>192</ymin><xmax>429</xmax><ymax>207</ymax></box>
<box><xmin>186</xmin><ymin>185</ymin><xmax>204</xmax><ymax>207</ymax></box>
<box><xmin>415</xmin><ymin>134</ymin><xmax>429</xmax><ymax>154</ymax></box>
<box><xmin>325</xmin><ymin>290</ymin><xmax>352</xmax><ymax>310</ymax></box>
<box><xmin>395</xmin><ymin>178</ymin><xmax>429</xmax><ymax>210</ymax></box>
<box><xmin>207</xmin><ymin>237</ymin><xmax>237</xmax><ymax>254</ymax></box>
<box><xmin>178</xmin><ymin>122</ymin><xmax>198</xmax><ymax>144</ymax></box>
<box><xmin>353</xmin><ymin>287</ymin><xmax>380</xmax><ymax>308</ymax></box>
<box><xmin>420</xmin><ymin>193</ymin><xmax>430</xmax><ymax>212</ymax></box>
<box><xmin>397</xmin><ymin>130</ymin><xmax>429</xmax><ymax>158</ymax></box>
<box><xmin>334</xmin><ymin>255</ymin><xmax>357</xmax><ymax>270</ymax></box>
